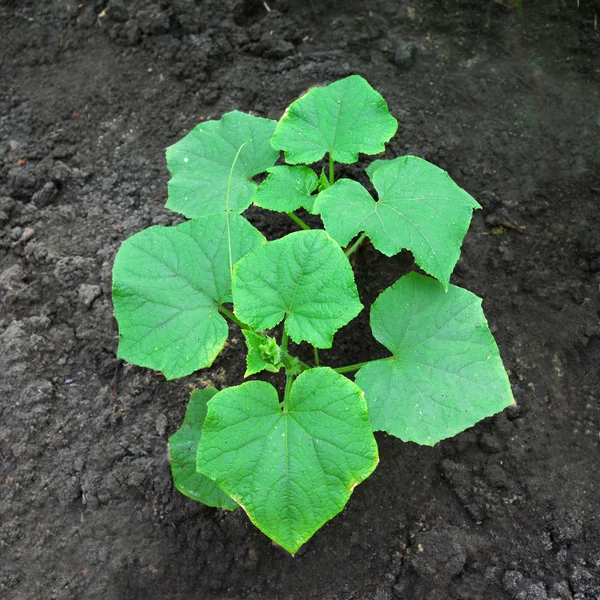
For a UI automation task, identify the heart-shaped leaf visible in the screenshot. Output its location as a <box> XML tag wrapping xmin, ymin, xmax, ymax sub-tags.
<box><xmin>254</xmin><ymin>165</ymin><xmax>319</xmax><ymax>213</ymax></box>
<box><xmin>315</xmin><ymin>156</ymin><xmax>481</xmax><ymax>289</ymax></box>
<box><xmin>232</xmin><ymin>229</ymin><xmax>363</xmax><ymax>348</ymax></box>
<box><xmin>271</xmin><ymin>75</ymin><xmax>398</xmax><ymax>165</ymax></box>
<box><xmin>166</xmin><ymin>111</ymin><xmax>279</xmax><ymax>218</ymax></box>
<box><xmin>355</xmin><ymin>272</ymin><xmax>515</xmax><ymax>445</ymax></box>
<box><xmin>196</xmin><ymin>368</ymin><xmax>379</xmax><ymax>554</ymax></box>
<box><xmin>112</xmin><ymin>214</ymin><xmax>265</xmax><ymax>379</ymax></box>
<box><xmin>169</xmin><ymin>388</ymin><xmax>238</xmax><ymax>510</ymax></box>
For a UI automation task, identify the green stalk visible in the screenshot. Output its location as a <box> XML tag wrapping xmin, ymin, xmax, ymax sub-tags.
<box><xmin>329</xmin><ymin>153</ymin><xmax>335</xmax><ymax>186</ymax></box>
<box><xmin>345</xmin><ymin>232</ymin><xmax>367</xmax><ymax>257</ymax></box>
<box><xmin>286</xmin><ymin>212</ymin><xmax>311</xmax><ymax>231</ymax></box>
<box><xmin>218</xmin><ymin>305</ymin><xmax>249</xmax><ymax>329</ymax></box>
<box><xmin>313</xmin><ymin>347</ymin><xmax>320</xmax><ymax>367</ymax></box>
<box><xmin>334</xmin><ymin>361</ymin><xmax>372</xmax><ymax>374</ymax></box>
<box><xmin>283</xmin><ymin>371</ymin><xmax>294</xmax><ymax>413</ymax></box>
<box><xmin>281</xmin><ymin>327</ymin><xmax>289</xmax><ymax>355</ymax></box>
<box><xmin>298</xmin><ymin>359</ymin><xmax>312</xmax><ymax>372</ymax></box>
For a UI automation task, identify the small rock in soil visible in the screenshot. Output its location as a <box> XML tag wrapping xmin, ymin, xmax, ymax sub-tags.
<box><xmin>391</xmin><ymin>41</ymin><xmax>415</xmax><ymax>70</ymax></box>
<box><xmin>105</xmin><ymin>0</ymin><xmax>129</xmax><ymax>23</ymax></box>
<box><xmin>503</xmin><ymin>570</ymin><xmax>525</xmax><ymax>593</ymax></box>
<box><xmin>519</xmin><ymin>582</ymin><xmax>548</xmax><ymax>600</ymax></box>
<box><xmin>52</xmin><ymin>0</ymin><xmax>80</xmax><ymax>20</ymax></box>
<box><xmin>17</xmin><ymin>227</ymin><xmax>35</xmax><ymax>244</ymax></box>
<box><xmin>155</xmin><ymin>414</ymin><xmax>168</xmax><ymax>437</ymax></box>
<box><xmin>139</xmin><ymin>5</ymin><xmax>170</xmax><ymax>35</ymax></box>
<box><xmin>482</xmin><ymin>462</ymin><xmax>511</xmax><ymax>489</ymax></box>
<box><xmin>77</xmin><ymin>5</ymin><xmax>98</xmax><ymax>28</ymax></box>
<box><xmin>10</xmin><ymin>227</ymin><xmax>23</xmax><ymax>242</ymax></box>
<box><xmin>409</xmin><ymin>525</ymin><xmax>471</xmax><ymax>585</ymax></box>
<box><xmin>505</xmin><ymin>403</ymin><xmax>521</xmax><ymax>420</ymax></box>
<box><xmin>479</xmin><ymin>432</ymin><xmax>504</xmax><ymax>454</ymax></box>
<box><xmin>32</xmin><ymin>182</ymin><xmax>58</xmax><ymax>207</ymax></box>
<box><xmin>54</xmin><ymin>256</ymin><xmax>97</xmax><ymax>288</ymax></box>
<box><xmin>576</xmin><ymin>230</ymin><xmax>600</xmax><ymax>265</ymax></box>
<box><xmin>7</xmin><ymin>166</ymin><xmax>38</xmax><ymax>200</ymax></box>
<box><xmin>0</xmin><ymin>197</ymin><xmax>16</xmax><ymax>227</ymax></box>
<box><xmin>485</xmin><ymin>208</ymin><xmax>512</xmax><ymax>228</ymax></box>
<box><xmin>78</xmin><ymin>283</ymin><xmax>102</xmax><ymax>308</ymax></box>
<box><xmin>548</xmin><ymin>581</ymin><xmax>573</xmax><ymax>600</ymax></box>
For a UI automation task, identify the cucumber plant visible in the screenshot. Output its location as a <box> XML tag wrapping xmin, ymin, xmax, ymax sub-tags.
<box><xmin>112</xmin><ymin>75</ymin><xmax>515</xmax><ymax>554</ymax></box>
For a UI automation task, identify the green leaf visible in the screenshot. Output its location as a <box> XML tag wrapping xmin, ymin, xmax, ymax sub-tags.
<box><xmin>169</xmin><ymin>388</ymin><xmax>238</xmax><ymax>510</ymax></box>
<box><xmin>317</xmin><ymin>168</ymin><xmax>330</xmax><ymax>192</ymax></box>
<box><xmin>196</xmin><ymin>368</ymin><xmax>379</xmax><ymax>554</ymax></box>
<box><xmin>254</xmin><ymin>166</ymin><xmax>319</xmax><ymax>213</ymax></box>
<box><xmin>315</xmin><ymin>156</ymin><xmax>481</xmax><ymax>289</ymax></box>
<box><xmin>232</xmin><ymin>230</ymin><xmax>363</xmax><ymax>348</ymax></box>
<box><xmin>242</xmin><ymin>330</ymin><xmax>282</xmax><ymax>377</ymax></box>
<box><xmin>271</xmin><ymin>75</ymin><xmax>398</xmax><ymax>165</ymax></box>
<box><xmin>166</xmin><ymin>111</ymin><xmax>279</xmax><ymax>218</ymax></box>
<box><xmin>355</xmin><ymin>272</ymin><xmax>515</xmax><ymax>445</ymax></box>
<box><xmin>112</xmin><ymin>214</ymin><xmax>265</xmax><ymax>380</ymax></box>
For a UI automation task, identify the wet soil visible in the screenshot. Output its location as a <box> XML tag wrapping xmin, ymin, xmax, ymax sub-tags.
<box><xmin>1</xmin><ymin>0</ymin><xmax>600</xmax><ymax>598</ymax></box>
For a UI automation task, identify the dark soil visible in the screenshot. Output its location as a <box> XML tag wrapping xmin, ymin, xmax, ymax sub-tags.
<box><xmin>1</xmin><ymin>0</ymin><xmax>599</xmax><ymax>598</ymax></box>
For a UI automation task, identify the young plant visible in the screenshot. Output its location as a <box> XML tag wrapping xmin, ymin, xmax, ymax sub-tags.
<box><xmin>112</xmin><ymin>75</ymin><xmax>515</xmax><ymax>554</ymax></box>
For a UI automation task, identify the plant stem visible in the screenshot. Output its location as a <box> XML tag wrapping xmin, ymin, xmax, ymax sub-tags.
<box><xmin>218</xmin><ymin>305</ymin><xmax>248</xmax><ymax>329</ymax></box>
<box><xmin>313</xmin><ymin>347</ymin><xmax>320</xmax><ymax>367</ymax></box>
<box><xmin>329</xmin><ymin>153</ymin><xmax>335</xmax><ymax>186</ymax></box>
<box><xmin>286</xmin><ymin>212</ymin><xmax>311</xmax><ymax>231</ymax></box>
<box><xmin>281</xmin><ymin>327</ymin><xmax>289</xmax><ymax>355</ymax></box>
<box><xmin>345</xmin><ymin>232</ymin><xmax>367</xmax><ymax>257</ymax></box>
<box><xmin>283</xmin><ymin>371</ymin><xmax>294</xmax><ymax>413</ymax></box>
<box><xmin>334</xmin><ymin>361</ymin><xmax>372</xmax><ymax>374</ymax></box>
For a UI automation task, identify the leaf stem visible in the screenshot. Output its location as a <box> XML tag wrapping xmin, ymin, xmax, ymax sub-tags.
<box><xmin>218</xmin><ymin>305</ymin><xmax>249</xmax><ymax>329</ymax></box>
<box><xmin>286</xmin><ymin>212</ymin><xmax>311</xmax><ymax>231</ymax></box>
<box><xmin>345</xmin><ymin>232</ymin><xmax>368</xmax><ymax>257</ymax></box>
<box><xmin>281</xmin><ymin>327</ymin><xmax>289</xmax><ymax>355</ymax></box>
<box><xmin>333</xmin><ymin>361</ymin><xmax>372</xmax><ymax>374</ymax></box>
<box><xmin>313</xmin><ymin>347</ymin><xmax>320</xmax><ymax>367</ymax></box>
<box><xmin>329</xmin><ymin>153</ymin><xmax>335</xmax><ymax>186</ymax></box>
<box><xmin>283</xmin><ymin>371</ymin><xmax>294</xmax><ymax>413</ymax></box>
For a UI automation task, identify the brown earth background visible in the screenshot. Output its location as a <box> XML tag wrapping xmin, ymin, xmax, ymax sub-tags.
<box><xmin>1</xmin><ymin>0</ymin><xmax>600</xmax><ymax>598</ymax></box>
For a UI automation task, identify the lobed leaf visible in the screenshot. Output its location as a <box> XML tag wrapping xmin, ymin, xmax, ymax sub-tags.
<box><xmin>355</xmin><ymin>272</ymin><xmax>515</xmax><ymax>445</ymax></box>
<box><xmin>271</xmin><ymin>75</ymin><xmax>398</xmax><ymax>165</ymax></box>
<box><xmin>232</xmin><ymin>229</ymin><xmax>363</xmax><ymax>349</ymax></box>
<box><xmin>254</xmin><ymin>165</ymin><xmax>319</xmax><ymax>213</ymax></box>
<box><xmin>112</xmin><ymin>214</ymin><xmax>265</xmax><ymax>380</ymax></box>
<box><xmin>196</xmin><ymin>368</ymin><xmax>379</xmax><ymax>554</ymax></box>
<box><xmin>315</xmin><ymin>156</ymin><xmax>481</xmax><ymax>289</ymax></box>
<box><xmin>169</xmin><ymin>388</ymin><xmax>238</xmax><ymax>510</ymax></box>
<box><xmin>166</xmin><ymin>111</ymin><xmax>279</xmax><ymax>218</ymax></box>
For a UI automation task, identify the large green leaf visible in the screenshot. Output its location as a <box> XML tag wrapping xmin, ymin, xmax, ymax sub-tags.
<box><xmin>166</xmin><ymin>111</ymin><xmax>279</xmax><ymax>218</ymax></box>
<box><xmin>196</xmin><ymin>368</ymin><xmax>379</xmax><ymax>554</ymax></box>
<box><xmin>355</xmin><ymin>272</ymin><xmax>515</xmax><ymax>445</ymax></box>
<box><xmin>314</xmin><ymin>156</ymin><xmax>481</xmax><ymax>289</ymax></box>
<box><xmin>254</xmin><ymin>165</ymin><xmax>319</xmax><ymax>213</ymax></box>
<box><xmin>271</xmin><ymin>75</ymin><xmax>398</xmax><ymax>165</ymax></box>
<box><xmin>232</xmin><ymin>230</ymin><xmax>363</xmax><ymax>348</ymax></box>
<box><xmin>169</xmin><ymin>388</ymin><xmax>238</xmax><ymax>510</ymax></box>
<box><xmin>112</xmin><ymin>214</ymin><xmax>265</xmax><ymax>379</ymax></box>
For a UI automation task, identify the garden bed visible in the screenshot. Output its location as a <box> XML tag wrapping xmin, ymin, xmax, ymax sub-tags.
<box><xmin>1</xmin><ymin>0</ymin><xmax>599</xmax><ymax>598</ymax></box>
